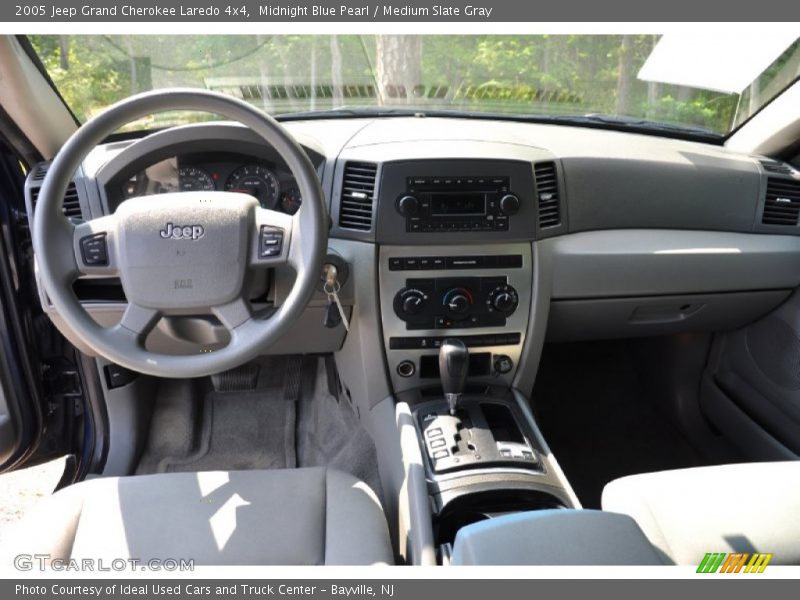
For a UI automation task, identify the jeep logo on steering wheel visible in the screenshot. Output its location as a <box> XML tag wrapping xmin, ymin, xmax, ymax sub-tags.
<box><xmin>159</xmin><ymin>222</ymin><xmax>205</xmax><ymax>240</ymax></box>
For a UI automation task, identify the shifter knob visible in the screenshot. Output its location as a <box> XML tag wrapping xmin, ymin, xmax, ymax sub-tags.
<box><xmin>439</xmin><ymin>338</ymin><xmax>469</xmax><ymax>415</ymax></box>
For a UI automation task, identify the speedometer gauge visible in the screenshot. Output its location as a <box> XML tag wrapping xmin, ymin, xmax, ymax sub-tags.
<box><xmin>178</xmin><ymin>166</ymin><xmax>215</xmax><ymax>192</ymax></box>
<box><xmin>225</xmin><ymin>165</ymin><xmax>280</xmax><ymax>208</ymax></box>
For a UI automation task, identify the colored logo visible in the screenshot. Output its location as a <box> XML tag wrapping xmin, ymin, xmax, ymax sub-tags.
<box><xmin>697</xmin><ymin>552</ymin><xmax>772</xmax><ymax>573</ymax></box>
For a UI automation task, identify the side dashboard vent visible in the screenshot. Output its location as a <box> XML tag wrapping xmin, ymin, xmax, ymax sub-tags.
<box><xmin>762</xmin><ymin>177</ymin><xmax>800</xmax><ymax>226</ymax></box>
<box><xmin>30</xmin><ymin>182</ymin><xmax>83</xmax><ymax>219</ymax></box>
<box><xmin>534</xmin><ymin>161</ymin><xmax>561</xmax><ymax>228</ymax></box>
<box><xmin>28</xmin><ymin>162</ymin><xmax>83</xmax><ymax>219</ymax></box>
<box><xmin>338</xmin><ymin>161</ymin><xmax>377</xmax><ymax>231</ymax></box>
<box><xmin>31</xmin><ymin>162</ymin><xmax>49</xmax><ymax>181</ymax></box>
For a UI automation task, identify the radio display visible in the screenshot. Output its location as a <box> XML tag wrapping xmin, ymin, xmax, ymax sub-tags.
<box><xmin>430</xmin><ymin>193</ymin><xmax>486</xmax><ymax>216</ymax></box>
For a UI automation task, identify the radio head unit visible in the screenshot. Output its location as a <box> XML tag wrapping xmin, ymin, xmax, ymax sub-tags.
<box><xmin>396</xmin><ymin>176</ymin><xmax>520</xmax><ymax>232</ymax></box>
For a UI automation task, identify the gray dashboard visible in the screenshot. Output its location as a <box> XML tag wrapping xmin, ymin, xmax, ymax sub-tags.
<box><xmin>25</xmin><ymin>116</ymin><xmax>800</xmax><ymax>384</ymax></box>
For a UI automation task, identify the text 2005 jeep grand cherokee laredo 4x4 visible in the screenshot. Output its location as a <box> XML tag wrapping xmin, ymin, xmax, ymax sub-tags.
<box><xmin>0</xmin><ymin>33</ymin><xmax>799</xmax><ymax>566</ymax></box>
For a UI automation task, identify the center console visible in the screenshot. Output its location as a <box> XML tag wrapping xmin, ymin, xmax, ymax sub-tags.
<box><xmin>375</xmin><ymin>157</ymin><xmax>577</xmax><ymax>563</ymax></box>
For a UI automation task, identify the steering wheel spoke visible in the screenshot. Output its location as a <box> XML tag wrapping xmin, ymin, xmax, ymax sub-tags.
<box><xmin>118</xmin><ymin>302</ymin><xmax>160</xmax><ymax>342</ymax></box>
<box><xmin>251</xmin><ymin>207</ymin><xmax>295</xmax><ymax>268</ymax></box>
<box><xmin>73</xmin><ymin>215</ymin><xmax>119</xmax><ymax>278</ymax></box>
<box><xmin>212</xmin><ymin>297</ymin><xmax>253</xmax><ymax>331</ymax></box>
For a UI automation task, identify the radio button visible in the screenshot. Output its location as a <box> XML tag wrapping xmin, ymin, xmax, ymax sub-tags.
<box><xmin>446</xmin><ymin>256</ymin><xmax>484</xmax><ymax>269</ymax></box>
<box><xmin>405</xmin><ymin>257</ymin><xmax>421</xmax><ymax>270</ymax></box>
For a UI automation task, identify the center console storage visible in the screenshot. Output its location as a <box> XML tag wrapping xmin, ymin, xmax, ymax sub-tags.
<box><xmin>399</xmin><ymin>386</ymin><xmax>577</xmax><ymax>559</ymax></box>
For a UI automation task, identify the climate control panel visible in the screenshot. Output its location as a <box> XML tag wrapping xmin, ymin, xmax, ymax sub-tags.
<box><xmin>379</xmin><ymin>244</ymin><xmax>532</xmax><ymax>394</ymax></box>
<box><xmin>394</xmin><ymin>276</ymin><xmax>519</xmax><ymax>330</ymax></box>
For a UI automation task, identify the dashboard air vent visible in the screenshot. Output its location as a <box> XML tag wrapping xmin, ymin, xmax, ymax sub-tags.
<box><xmin>762</xmin><ymin>177</ymin><xmax>800</xmax><ymax>226</ymax></box>
<box><xmin>760</xmin><ymin>159</ymin><xmax>795</xmax><ymax>176</ymax></box>
<box><xmin>29</xmin><ymin>162</ymin><xmax>83</xmax><ymax>219</ymax></box>
<box><xmin>339</xmin><ymin>162</ymin><xmax>377</xmax><ymax>231</ymax></box>
<box><xmin>31</xmin><ymin>162</ymin><xmax>50</xmax><ymax>181</ymax></box>
<box><xmin>534</xmin><ymin>161</ymin><xmax>561</xmax><ymax>228</ymax></box>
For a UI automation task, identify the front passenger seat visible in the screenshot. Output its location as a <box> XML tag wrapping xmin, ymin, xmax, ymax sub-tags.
<box><xmin>602</xmin><ymin>461</ymin><xmax>800</xmax><ymax>565</ymax></box>
<box><xmin>3</xmin><ymin>467</ymin><xmax>394</xmax><ymax>566</ymax></box>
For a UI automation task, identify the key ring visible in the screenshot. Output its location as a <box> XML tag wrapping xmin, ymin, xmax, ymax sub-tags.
<box><xmin>323</xmin><ymin>280</ymin><xmax>341</xmax><ymax>295</ymax></box>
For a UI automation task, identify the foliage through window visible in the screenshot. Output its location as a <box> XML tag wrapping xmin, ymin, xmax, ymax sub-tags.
<box><xmin>29</xmin><ymin>35</ymin><xmax>800</xmax><ymax>136</ymax></box>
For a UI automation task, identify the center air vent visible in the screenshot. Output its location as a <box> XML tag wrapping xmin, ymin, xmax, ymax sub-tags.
<box><xmin>338</xmin><ymin>162</ymin><xmax>377</xmax><ymax>231</ymax></box>
<box><xmin>533</xmin><ymin>161</ymin><xmax>561</xmax><ymax>228</ymax></box>
<box><xmin>762</xmin><ymin>177</ymin><xmax>800</xmax><ymax>226</ymax></box>
<box><xmin>28</xmin><ymin>162</ymin><xmax>83</xmax><ymax>219</ymax></box>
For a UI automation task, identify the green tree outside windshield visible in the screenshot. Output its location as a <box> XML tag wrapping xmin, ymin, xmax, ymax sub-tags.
<box><xmin>27</xmin><ymin>35</ymin><xmax>799</xmax><ymax>134</ymax></box>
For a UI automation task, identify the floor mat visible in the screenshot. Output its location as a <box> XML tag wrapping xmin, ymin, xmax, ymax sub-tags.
<box><xmin>135</xmin><ymin>356</ymin><xmax>383</xmax><ymax>499</ymax></box>
<box><xmin>532</xmin><ymin>340</ymin><xmax>702</xmax><ymax>509</ymax></box>
<box><xmin>295</xmin><ymin>358</ymin><xmax>383</xmax><ymax>500</ymax></box>
<box><xmin>160</xmin><ymin>389</ymin><xmax>297</xmax><ymax>472</ymax></box>
<box><xmin>136</xmin><ymin>356</ymin><xmax>301</xmax><ymax>474</ymax></box>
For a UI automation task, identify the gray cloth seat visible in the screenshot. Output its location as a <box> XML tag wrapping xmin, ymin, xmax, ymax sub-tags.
<box><xmin>3</xmin><ymin>467</ymin><xmax>394</xmax><ymax>566</ymax></box>
<box><xmin>602</xmin><ymin>461</ymin><xmax>800</xmax><ymax>565</ymax></box>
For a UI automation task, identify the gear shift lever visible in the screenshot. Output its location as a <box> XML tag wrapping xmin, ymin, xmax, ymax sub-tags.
<box><xmin>439</xmin><ymin>338</ymin><xmax>469</xmax><ymax>415</ymax></box>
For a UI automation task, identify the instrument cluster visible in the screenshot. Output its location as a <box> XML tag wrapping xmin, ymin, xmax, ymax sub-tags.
<box><xmin>121</xmin><ymin>152</ymin><xmax>302</xmax><ymax>214</ymax></box>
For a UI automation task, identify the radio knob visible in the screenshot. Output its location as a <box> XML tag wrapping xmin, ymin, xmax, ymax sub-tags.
<box><xmin>447</xmin><ymin>294</ymin><xmax>470</xmax><ymax>315</ymax></box>
<box><xmin>499</xmin><ymin>193</ymin><xmax>520</xmax><ymax>216</ymax></box>
<box><xmin>397</xmin><ymin>195</ymin><xmax>420</xmax><ymax>217</ymax></box>
<box><xmin>402</xmin><ymin>293</ymin><xmax>426</xmax><ymax>315</ymax></box>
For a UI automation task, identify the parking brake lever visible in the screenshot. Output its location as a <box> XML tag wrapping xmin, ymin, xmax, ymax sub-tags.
<box><xmin>439</xmin><ymin>338</ymin><xmax>468</xmax><ymax>415</ymax></box>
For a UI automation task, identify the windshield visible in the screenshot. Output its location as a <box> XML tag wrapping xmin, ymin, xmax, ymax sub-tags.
<box><xmin>29</xmin><ymin>34</ymin><xmax>800</xmax><ymax>137</ymax></box>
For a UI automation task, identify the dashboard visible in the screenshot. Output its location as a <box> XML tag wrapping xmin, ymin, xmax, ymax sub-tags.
<box><xmin>24</xmin><ymin>116</ymin><xmax>800</xmax><ymax>394</ymax></box>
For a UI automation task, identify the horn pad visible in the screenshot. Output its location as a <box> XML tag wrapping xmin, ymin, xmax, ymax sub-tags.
<box><xmin>115</xmin><ymin>192</ymin><xmax>257</xmax><ymax>310</ymax></box>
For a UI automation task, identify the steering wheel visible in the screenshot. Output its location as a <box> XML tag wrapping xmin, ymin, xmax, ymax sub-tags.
<box><xmin>33</xmin><ymin>89</ymin><xmax>328</xmax><ymax>378</ymax></box>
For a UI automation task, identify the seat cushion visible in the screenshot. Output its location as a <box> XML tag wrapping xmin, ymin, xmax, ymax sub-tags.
<box><xmin>4</xmin><ymin>467</ymin><xmax>393</xmax><ymax>565</ymax></box>
<box><xmin>602</xmin><ymin>461</ymin><xmax>800</xmax><ymax>565</ymax></box>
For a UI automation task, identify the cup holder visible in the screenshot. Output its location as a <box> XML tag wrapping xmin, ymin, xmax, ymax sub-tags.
<box><xmin>435</xmin><ymin>488</ymin><xmax>565</xmax><ymax>547</ymax></box>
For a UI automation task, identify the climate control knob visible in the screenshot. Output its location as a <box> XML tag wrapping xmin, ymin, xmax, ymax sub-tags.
<box><xmin>447</xmin><ymin>294</ymin><xmax>470</xmax><ymax>315</ymax></box>
<box><xmin>499</xmin><ymin>193</ymin><xmax>520</xmax><ymax>216</ymax></box>
<box><xmin>442</xmin><ymin>287</ymin><xmax>474</xmax><ymax>319</ymax></box>
<box><xmin>402</xmin><ymin>293</ymin><xmax>425</xmax><ymax>315</ymax></box>
<box><xmin>395</xmin><ymin>288</ymin><xmax>428</xmax><ymax>319</ymax></box>
<box><xmin>396</xmin><ymin>195</ymin><xmax>420</xmax><ymax>217</ymax></box>
<box><xmin>488</xmin><ymin>285</ymin><xmax>519</xmax><ymax>315</ymax></box>
<box><xmin>493</xmin><ymin>292</ymin><xmax>516</xmax><ymax>313</ymax></box>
